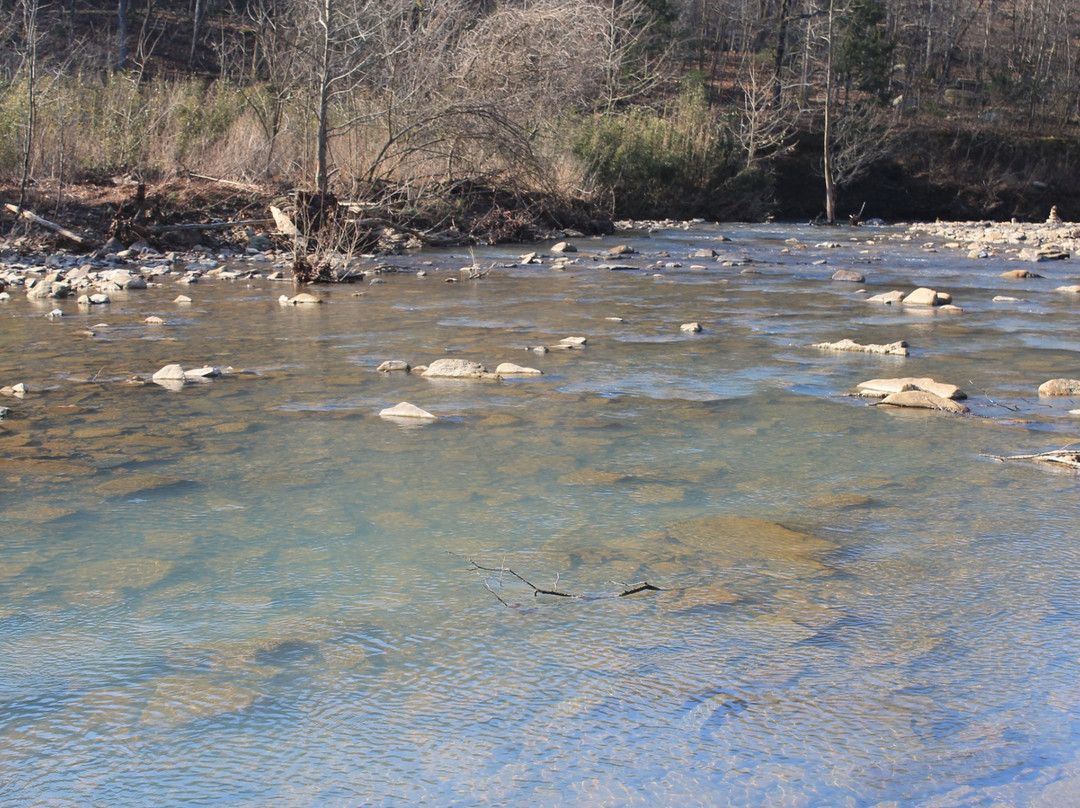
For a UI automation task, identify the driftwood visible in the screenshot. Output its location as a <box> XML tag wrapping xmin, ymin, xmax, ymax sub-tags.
<box><xmin>983</xmin><ymin>446</ymin><xmax>1080</xmax><ymax>470</ymax></box>
<box><xmin>4</xmin><ymin>203</ymin><xmax>91</xmax><ymax>247</ymax></box>
<box><xmin>459</xmin><ymin>554</ymin><xmax>662</xmax><ymax>607</ymax></box>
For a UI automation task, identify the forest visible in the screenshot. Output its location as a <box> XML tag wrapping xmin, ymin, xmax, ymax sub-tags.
<box><xmin>1</xmin><ymin>0</ymin><xmax>1078</xmax><ymax>234</ymax></box>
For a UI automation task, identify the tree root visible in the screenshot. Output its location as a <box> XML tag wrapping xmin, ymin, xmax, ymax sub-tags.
<box><xmin>982</xmin><ymin>444</ymin><xmax>1080</xmax><ymax>470</ymax></box>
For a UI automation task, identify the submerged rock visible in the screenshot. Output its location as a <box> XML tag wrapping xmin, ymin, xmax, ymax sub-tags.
<box><xmin>814</xmin><ymin>338</ymin><xmax>908</xmax><ymax>356</ymax></box>
<box><xmin>376</xmin><ymin>360</ymin><xmax>411</xmax><ymax>373</ymax></box>
<box><xmin>680</xmin><ymin>322</ymin><xmax>703</xmax><ymax>333</ymax></box>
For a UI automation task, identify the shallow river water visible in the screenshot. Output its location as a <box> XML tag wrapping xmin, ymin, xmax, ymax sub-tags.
<box><xmin>3</xmin><ymin>223</ymin><xmax>1080</xmax><ymax>806</ymax></box>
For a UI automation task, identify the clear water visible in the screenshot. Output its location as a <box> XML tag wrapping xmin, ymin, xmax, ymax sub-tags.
<box><xmin>3</xmin><ymin>223</ymin><xmax>1080</xmax><ymax>806</ymax></box>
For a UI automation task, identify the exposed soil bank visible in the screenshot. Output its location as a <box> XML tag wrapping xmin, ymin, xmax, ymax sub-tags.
<box><xmin>2</xmin><ymin>127</ymin><xmax>1078</xmax><ymax>254</ymax></box>
<box><xmin>774</xmin><ymin>128</ymin><xmax>1080</xmax><ymax>224</ymax></box>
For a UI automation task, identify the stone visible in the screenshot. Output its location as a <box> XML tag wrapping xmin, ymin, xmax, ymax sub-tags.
<box><xmin>144</xmin><ymin>316</ymin><xmax>166</xmax><ymax>324</ymax></box>
<box><xmin>278</xmin><ymin>293</ymin><xmax>322</xmax><ymax>305</ymax></box>
<box><xmin>867</xmin><ymin>290</ymin><xmax>904</xmax><ymax>304</ymax></box>
<box><xmin>152</xmin><ymin>364</ymin><xmax>186</xmax><ymax>381</ymax></box>
<box><xmin>376</xmin><ymin>360</ymin><xmax>411</xmax><ymax>373</ymax></box>
<box><xmin>550</xmin><ymin>242</ymin><xmax>577</xmax><ymax>253</ymax></box>
<box><xmin>879</xmin><ymin>390</ymin><xmax>970</xmax><ymax>413</ymax></box>
<box><xmin>495</xmin><ymin>362</ymin><xmax>543</xmax><ymax>376</ymax></box>
<box><xmin>831</xmin><ymin>269</ymin><xmax>865</xmax><ymax>282</ymax></box>
<box><xmin>27</xmin><ymin>278</ymin><xmax>71</xmax><ymax>299</ymax></box>
<box><xmin>993</xmin><ymin>296</ymin><xmax>1022</xmax><ymax>302</ymax></box>
<box><xmin>421</xmin><ymin>358</ymin><xmax>491</xmax><ymax>379</ymax></box>
<box><xmin>605</xmin><ymin>245</ymin><xmax>635</xmax><ymax>257</ymax></box>
<box><xmin>902</xmin><ymin>287</ymin><xmax>951</xmax><ymax>306</ymax></box>
<box><xmin>246</xmin><ymin>233</ymin><xmax>274</xmax><ymax>252</ymax></box>
<box><xmin>691</xmin><ymin>249</ymin><xmax>718</xmax><ymax>258</ymax></box>
<box><xmin>89</xmin><ymin>293</ymin><xmax>111</xmax><ymax>305</ymax></box>
<box><xmin>1056</xmin><ymin>285</ymin><xmax>1080</xmax><ymax>294</ymax></box>
<box><xmin>379</xmin><ymin>401</ymin><xmax>436</xmax><ymax>420</ymax></box>
<box><xmin>1020</xmin><ymin>246</ymin><xmax>1069</xmax><ymax>261</ymax></box>
<box><xmin>183</xmin><ymin>366</ymin><xmax>220</xmax><ymax>379</ymax></box>
<box><xmin>46</xmin><ymin>308</ymin><xmax>63</xmax><ymax>319</ymax></box>
<box><xmin>559</xmin><ymin>336</ymin><xmax>587</xmax><ymax>346</ymax></box>
<box><xmin>680</xmin><ymin>322</ymin><xmax>702</xmax><ymax>333</ymax></box>
<box><xmin>174</xmin><ymin>295</ymin><xmax>192</xmax><ymax>304</ymax></box>
<box><xmin>1038</xmin><ymin>379</ymin><xmax>1080</xmax><ymax>396</ymax></box>
<box><xmin>100</xmin><ymin>269</ymin><xmax>147</xmax><ymax>289</ymax></box>
<box><xmin>1001</xmin><ymin>268</ymin><xmax>1042</xmax><ymax>279</ymax></box>
<box><xmin>856</xmin><ymin>377</ymin><xmax>965</xmax><ymax>400</ymax></box>
<box><xmin>1</xmin><ymin>383</ymin><xmax>27</xmax><ymax>396</ymax></box>
<box><xmin>813</xmin><ymin>338</ymin><xmax>908</xmax><ymax>356</ymax></box>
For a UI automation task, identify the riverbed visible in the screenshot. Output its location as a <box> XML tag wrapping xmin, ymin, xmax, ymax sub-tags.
<box><xmin>2</xmin><ymin>222</ymin><xmax>1080</xmax><ymax>806</ymax></box>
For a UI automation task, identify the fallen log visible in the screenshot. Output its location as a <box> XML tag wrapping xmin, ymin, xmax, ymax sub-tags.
<box><xmin>4</xmin><ymin>203</ymin><xmax>92</xmax><ymax>247</ymax></box>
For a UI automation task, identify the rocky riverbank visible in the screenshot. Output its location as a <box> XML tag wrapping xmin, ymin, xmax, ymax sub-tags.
<box><xmin>908</xmin><ymin>208</ymin><xmax>1080</xmax><ymax>261</ymax></box>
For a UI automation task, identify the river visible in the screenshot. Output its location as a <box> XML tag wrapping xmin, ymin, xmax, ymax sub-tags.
<box><xmin>2</xmin><ymin>222</ymin><xmax>1079</xmax><ymax>806</ymax></box>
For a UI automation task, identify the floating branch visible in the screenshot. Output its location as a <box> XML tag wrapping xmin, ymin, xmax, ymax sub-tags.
<box><xmin>456</xmin><ymin>553</ymin><xmax>663</xmax><ymax>605</ymax></box>
<box><xmin>967</xmin><ymin>379</ymin><xmax>1022</xmax><ymax>412</ymax></box>
<box><xmin>982</xmin><ymin>445</ymin><xmax>1080</xmax><ymax>470</ymax></box>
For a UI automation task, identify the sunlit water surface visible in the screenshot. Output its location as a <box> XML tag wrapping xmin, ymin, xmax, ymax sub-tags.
<box><xmin>3</xmin><ymin>223</ymin><xmax>1080</xmax><ymax>806</ymax></box>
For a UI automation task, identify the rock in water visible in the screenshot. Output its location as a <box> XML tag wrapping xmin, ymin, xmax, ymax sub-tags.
<box><xmin>831</xmin><ymin>269</ymin><xmax>865</xmax><ymax>283</ymax></box>
<box><xmin>152</xmin><ymin>364</ymin><xmax>186</xmax><ymax>381</ymax></box>
<box><xmin>813</xmin><ymin>339</ymin><xmax>908</xmax><ymax>356</ymax></box>
<box><xmin>421</xmin><ymin>358</ymin><xmax>491</xmax><ymax>379</ymax></box>
<box><xmin>856</xmin><ymin>377</ymin><xmax>965</xmax><ymax>400</ymax></box>
<box><xmin>379</xmin><ymin>402</ymin><xmax>436</xmax><ymax>420</ymax></box>
<box><xmin>1038</xmin><ymin>379</ymin><xmax>1080</xmax><ymax>396</ymax></box>
<box><xmin>879</xmin><ymin>390</ymin><xmax>970</xmax><ymax>413</ymax></box>
<box><xmin>902</xmin><ymin>287</ymin><xmax>952</xmax><ymax>306</ymax></box>
<box><xmin>495</xmin><ymin>363</ymin><xmax>543</xmax><ymax>376</ymax></box>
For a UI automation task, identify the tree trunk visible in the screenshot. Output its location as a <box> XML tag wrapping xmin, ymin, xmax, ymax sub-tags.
<box><xmin>823</xmin><ymin>0</ymin><xmax>837</xmax><ymax>224</ymax></box>
<box><xmin>117</xmin><ymin>0</ymin><xmax>128</xmax><ymax>70</ymax></box>
<box><xmin>314</xmin><ymin>0</ymin><xmax>332</xmax><ymax>197</ymax></box>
